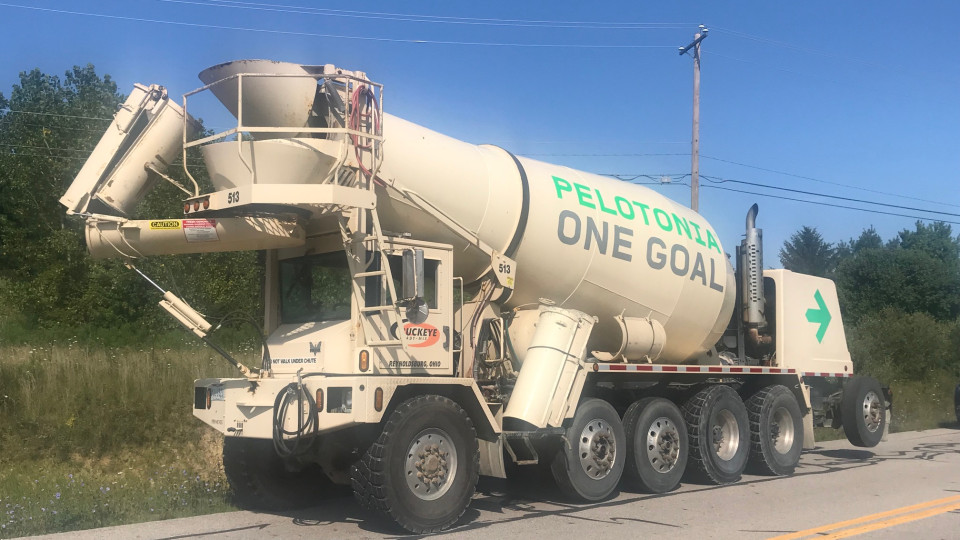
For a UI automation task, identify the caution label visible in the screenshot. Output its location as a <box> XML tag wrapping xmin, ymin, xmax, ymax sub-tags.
<box><xmin>149</xmin><ymin>220</ymin><xmax>182</xmax><ymax>230</ymax></box>
<box><xmin>183</xmin><ymin>219</ymin><xmax>219</xmax><ymax>243</ymax></box>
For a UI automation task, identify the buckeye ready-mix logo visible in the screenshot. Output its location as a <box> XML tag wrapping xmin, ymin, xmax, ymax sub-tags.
<box><xmin>390</xmin><ymin>323</ymin><xmax>441</xmax><ymax>348</ymax></box>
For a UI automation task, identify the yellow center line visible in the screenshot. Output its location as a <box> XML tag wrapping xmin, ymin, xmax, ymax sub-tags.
<box><xmin>768</xmin><ymin>494</ymin><xmax>960</xmax><ymax>540</ymax></box>
<box><xmin>819</xmin><ymin>500</ymin><xmax>960</xmax><ymax>539</ymax></box>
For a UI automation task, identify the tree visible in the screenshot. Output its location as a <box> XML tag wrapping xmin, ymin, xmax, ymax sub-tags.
<box><xmin>835</xmin><ymin>248</ymin><xmax>960</xmax><ymax>323</ymax></box>
<box><xmin>852</xmin><ymin>226</ymin><xmax>883</xmax><ymax>253</ymax></box>
<box><xmin>0</xmin><ymin>65</ymin><xmax>262</xmax><ymax>335</ymax></box>
<box><xmin>897</xmin><ymin>221</ymin><xmax>959</xmax><ymax>265</ymax></box>
<box><xmin>834</xmin><ymin>222</ymin><xmax>960</xmax><ymax>323</ymax></box>
<box><xmin>779</xmin><ymin>226</ymin><xmax>837</xmax><ymax>278</ymax></box>
<box><xmin>0</xmin><ymin>66</ymin><xmax>127</xmax><ymax>325</ymax></box>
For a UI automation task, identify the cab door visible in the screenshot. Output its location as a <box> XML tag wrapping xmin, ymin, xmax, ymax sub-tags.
<box><xmin>366</xmin><ymin>244</ymin><xmax>454</xmax><ymax>376</ymax></box>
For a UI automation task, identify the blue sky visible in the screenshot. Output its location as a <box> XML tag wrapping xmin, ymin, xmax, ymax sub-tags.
<box><xmin>1</xmin><ymin>0</ymin><xmax>958</xmax><ymax>259</ymax></box>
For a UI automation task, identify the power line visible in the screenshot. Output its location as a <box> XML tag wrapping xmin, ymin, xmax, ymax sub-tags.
<box><xmin>700</xmin><ymin>174</ymin><xmax>960</xmax><ymax>218</ymax></box>
<box><xmin>699</xmin><ymin>155</ymin><xmax>960</xmax><ymax>209</ymax></box>
<box><xmin>0</xmin><ymin>120</ymin><xmax>113</xmax><ymax>135</ymax></box>
<box><xmin>604</xmin><ymin>173</ymin><xmax>689</xmax><ymax>180</ymax></box>
<box><xmin>521</xmin><ymin>150</ymin><xmax>959</xmax><ymax>210</ymax></box>
<box><xmin>1</xmin><ymin>150</ymin><xmax>89</xmax><ymax>162</ymax></box>
<box><xmin>161</xmin><ymin>0</ymin><xmax>694</xmax><ymax>30</ymax></box>
<box><xmin>1</xmin><ymin>143</ymin><xmax>90</xmax><ymax>153</ymax></box>
<box><xmin>698</xmin><ymin>182</ymin><xmax>960</xmax><ymax>225</ymax></box>
<box><xmin>0</xmin><ymin>3</ymin><xmax>679</xmax><ymax>49</ymax></box>
<box><xmin>520</xmin><ymin>152</ymin><xmax>690</xmax><ymax>157</ymax></box>
<box><xmin>613</xmin><ymin>176</ymin><xmax>960</xmax><ymax>223</ymax></box>
<box><xmin>1</xmin><ymin>109</ymin><xmax>113</xmax><ymax>121</ymax></box>
<box><xmin>707</xmin><ymin>51</ymin><xmax>847</xmax><ymax>85</ymax></box>
<box><xmin>708</xmin><ymin>27</ymin><xmax>892</xmax><ymax>71</ymax></box>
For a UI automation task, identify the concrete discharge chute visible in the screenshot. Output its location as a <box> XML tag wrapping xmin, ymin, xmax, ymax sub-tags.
<box><xmin>83</xmin><ymin>216</ymin><xmax>305</xmax><ymax>259</ymax></box>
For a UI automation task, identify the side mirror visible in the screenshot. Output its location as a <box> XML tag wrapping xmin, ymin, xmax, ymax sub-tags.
<box><xmin>401</xmin><ymin>248</ymin><xmax>425</xmax><ymax>305</ymax></box>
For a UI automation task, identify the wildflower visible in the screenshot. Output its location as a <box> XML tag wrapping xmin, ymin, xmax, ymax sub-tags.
<box><xmin>55</xmin><ymin>492</ymin><xmax>60</xmax><ymax>500</ymax></box>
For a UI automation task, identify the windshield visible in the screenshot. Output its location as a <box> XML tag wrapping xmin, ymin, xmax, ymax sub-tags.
<box><xmin>279</xmin><ymin>252</ymin><xmax>352</xmax><ymax>324</ymax></box>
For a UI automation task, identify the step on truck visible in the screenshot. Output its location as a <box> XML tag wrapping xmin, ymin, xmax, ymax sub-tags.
<box><xmin>60</xmin><ymin>59</ymin><xmax>890</xmax><ymax>534</ymax></box>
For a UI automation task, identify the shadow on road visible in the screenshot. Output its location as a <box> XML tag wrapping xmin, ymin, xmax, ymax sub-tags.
<box><xmin>245</xmin><ymin>437</ymin><xmax>960</xmax><ymax>537</ymax></box>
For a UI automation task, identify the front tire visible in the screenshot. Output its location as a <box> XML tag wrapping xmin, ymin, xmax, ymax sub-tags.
<box><xmin>622</xmin><ymin>397</ymin><xmax>688</xmax><ymax>493</ymax></box>
<box><xmin>841</xmin><ymin>376</ymin><xmax>885</xmax><ymax>447</ymax></box>
<box><xmin>683</xmin><ymin>385</ymin><xmax>750</xmax><ymax>485</ymax></box>
<box><xmin>551</xmin><ymin>398</ymin><xmax>626</xmax><ymax>501</ymax></box>
<box><xmin>351</xmin><ymin>395</ymin><xmax>479</xmax><ymax>534</ymax></box>
<box><xmin>746</xmin><ymin>385</ymin><xmax>804</xmax><ymax>476</ymax></box>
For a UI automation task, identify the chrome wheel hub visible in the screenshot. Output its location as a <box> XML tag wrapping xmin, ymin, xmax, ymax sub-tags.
<box><xmin>579</xmin><ymin>419</ymin><xmax>617</xmax><ymax>479</ymax></box>
<box><xmin>646</xmin><ymin>416</ymin><xmax>681</xmax><ymax>473</ymax></box>
<box><xmin>771</xmin><ymin>406</ymin><xmax>795</xmax><ymax>454</ymax></box>
<box><xmin>712</xmin><ymin>409</ymin><xmax>740</xmax><ymax>461</ymax></box>
<box><xmin>405</xmin><ymin>428</ymin><xmax>457</xmax><ymax>500</ymax></box>
<box><xmin>862</xmin><ymin>391</ymin><xmax>882</xmax><ymax>433</ymax></box>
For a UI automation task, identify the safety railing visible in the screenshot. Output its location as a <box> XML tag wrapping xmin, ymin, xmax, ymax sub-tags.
<box><xmin>180</xmin><ymin>70</ymin><xmax>383</xmax><ymax>197</ymax></box>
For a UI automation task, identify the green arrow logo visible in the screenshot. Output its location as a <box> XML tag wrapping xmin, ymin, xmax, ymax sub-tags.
<box><xmin>805</xmin><ymin>289</ymin><xmax>832</xmax><ymax>343</ymax></box>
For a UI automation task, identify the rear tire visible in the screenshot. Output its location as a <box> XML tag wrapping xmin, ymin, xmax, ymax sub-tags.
<box><xmin>841</xmin><ymin>376</ymin><xmax>885</xmax><ymax>447</ymax></box>
<box><xmin>622</xmin><ymin>397</ymin><xmax>687</xmax><ymax>493</ymax></box>
<box><xmin>350</xmin><ymin>395</ymin><xmax>479</xmax><ymax>534</ymax></box>
<box><xmin>746</xmin><ymin>385</ymin><xmax>803</xmax><ymax>476</ymax></box>
<box><xmin>223</xmin><ymin>438</ymin><xmax>326</xmax><ymax>511</ymax></box>
<box><xmin>683</xmin><ymin>385</ymin><xmax>750</xmax><ymax>485</ymax></box>
<box><xmin>551</xmin><ymin>398</ymin><xmax>625</xmax><ymax>501</ymax></box>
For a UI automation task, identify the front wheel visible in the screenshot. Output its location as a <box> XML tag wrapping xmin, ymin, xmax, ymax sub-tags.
<box><xmin>683</xmin><ymin>385</ymin><xmax>750</xmax><ymax>485</ymax></box>
<box><xmin>746</xmin><ymin>385</ymin><xmax>804</xmax><ymax>476</ymax></box>
<box><xmin>841</xmin><ymin>376</ymin><xmax>886</xmax><ymax>447</ymax></box>
<box><xmin>623</xmin><ymin>397</ymin><xmax>688</xmax><ymax>493</ymax></box>
<box><xmin>551</xmin><ymin>398</ymin><xmax>626</xmax><ymax>501</ymax></box>
<box><xmin>351</xmin><ymin>395</ymin><xmax>479</xmax><ymax>534</ymax></box>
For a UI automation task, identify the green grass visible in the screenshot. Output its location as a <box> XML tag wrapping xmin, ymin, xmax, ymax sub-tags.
<box><xmin>0</xmin><ymin>441</ymin><xmax>233</xmax><ymax>537</ymax></box>
<box><xmin>813</xmin><ymin>371</ymin><xmax>959</xmax><ymax>444</ymax></box>
<box><xmin>0</xmin><ymin>341</ymin><xmax>956</xmax><ymax>537</ymax></box>
<box><xmin>885</xmin><ymin>373</ymin><xmax>959</xmax><ymax>432</ymax></box>
<box><xmin>0</xmin><ymin>344</ymin><xmax>253</xmax><ymax>538</ymax></box>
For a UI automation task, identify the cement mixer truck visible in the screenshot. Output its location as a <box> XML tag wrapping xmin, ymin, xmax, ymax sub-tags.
<box><xmin>60</xmin><ymin>60</ymin><xmax>889</xmax><ymax>534</ymax></box>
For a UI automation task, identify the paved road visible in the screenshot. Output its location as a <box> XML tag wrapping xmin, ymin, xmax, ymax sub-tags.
<box><xmin>22</xmin><ymin>428</ymin><xmax>960</xmax><ymax>540</ymax></box>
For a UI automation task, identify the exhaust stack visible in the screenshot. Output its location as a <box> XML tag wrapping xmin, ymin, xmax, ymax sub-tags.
<box><xmin>740</xmin><ymin>204</ymin><xmax>769</xmax><ymax>345</ymax></box>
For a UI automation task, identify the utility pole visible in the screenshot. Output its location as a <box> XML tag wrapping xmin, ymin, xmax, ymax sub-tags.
<box><xmin>679</xmin><ymin>25</ymin><xmax>708</xmax><ymax>212</ymax></box>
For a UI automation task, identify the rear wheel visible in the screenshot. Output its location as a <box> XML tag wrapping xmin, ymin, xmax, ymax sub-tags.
<box><xmin>223</xmin><ymin>438</ymin><xmax>326</xmax><ymax>511</ymax></box>
<box><xmin>350</xmin><ymin>395</ymin><xmax>478</xmax><ymax>534</ymax></box>
<box><xmin>841</xmin><ymin>376</ymin><xmax>885</xmax><ymax>447</ymax></box>
<box><xmin>746</xmin><ymin>385</ymin><xmax>803</xmax><ymax>476</ymax></box>
<box><xmin>551</xmin><ymin>398</ymin><xmax>625</xmax><ymax>501</ymax></box>
<box><xmin>683</xmin><ymin>385</ymin><xmax>750</xmax><ymax>485</ymax></box>
<box><xmin>623</xmin><ymin>397</ymin><xmax>688</xmax><ymax>493</ymax></box>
